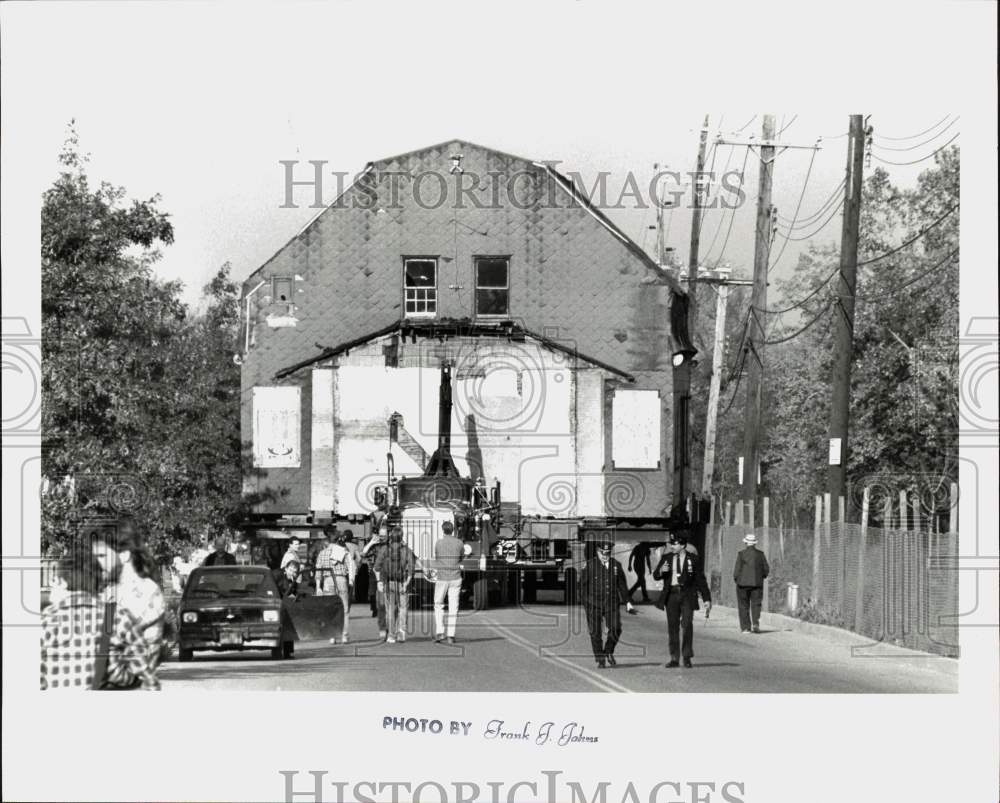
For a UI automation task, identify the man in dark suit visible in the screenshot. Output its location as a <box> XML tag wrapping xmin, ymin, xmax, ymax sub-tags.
<box><xmin>653</xmin><ymin>532</ymin><xmax>711</xmax><ymax>668</ymax></box>
<box><xmin>579</xmin><ymin>539</ymin><xmax>635</xmax><ymax>668</ymax></box>
<box><xmin>733</xmin><ymin>532</ymin><xmax>770</xmax><ymax>633</ymax></box>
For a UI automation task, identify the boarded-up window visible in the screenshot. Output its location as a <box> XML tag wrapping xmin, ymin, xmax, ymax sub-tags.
<box><xmin>611</xmin><ymin>389</ymin><xmax>661</xmax><ymax>469</ymax></box>
<box><xmin>253</xmin><ymin>386</ymin><xmax>301</xmax><ymax>467</ymax></box>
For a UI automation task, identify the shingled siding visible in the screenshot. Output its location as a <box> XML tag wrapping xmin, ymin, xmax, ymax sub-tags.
<box><xmin>241</xmin><ymin>140</ymin><xmax>679</xmax><ymax>516</ymax></box>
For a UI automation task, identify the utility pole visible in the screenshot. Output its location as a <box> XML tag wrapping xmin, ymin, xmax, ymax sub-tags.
<box><xmin>654</xmin><ymin>163</ymin><xmax>666</xmax><ymax>265</ymax></box>
<box><xmin>687</xmin><ymin>115</ymin><xmax>711</xmax><ymax>334</ymax></box>
<box><xmin>827</xmin><ymin>115</ymin><xmax>866</xmax><ymax>515</ymax></box>
<box><xmin>697</xmin><ymin>266</ymin><xmax>754</xmax><ymax>494</ymax></box>
<box><xmin>709</xmin><ymin>120</ymin><xmax>821</xmax><ymax>510</ymax></box>
<box><xmin>740</xmin><ymin>114</ymin><xmax>776</xmax><ymax>514</ymax></box>
<box><xmin>671</xmin><ymin>116</ymin><xmax>711</xmax><ymax>514</ymax></box>
<box><xmin>701</xmin><ymin>270</ymin><xmax>730</xmax><ymax>493</ymax></box>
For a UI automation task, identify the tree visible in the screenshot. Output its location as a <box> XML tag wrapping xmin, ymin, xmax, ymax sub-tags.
<box><xmin>41</xmin><ymin>125</ymin><xmax>248</xmax><ymax>561</ymax></box>
<box><xmin>710</xmin><ymin>147</ymin><xmax>960</xmax><ymax>525</ymax></box>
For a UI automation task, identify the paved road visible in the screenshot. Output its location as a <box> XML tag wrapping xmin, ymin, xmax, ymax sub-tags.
<box><xmin>159</xmin><ymin>600</ymin><xmax>956</xmax><ymax>693</ymax></box>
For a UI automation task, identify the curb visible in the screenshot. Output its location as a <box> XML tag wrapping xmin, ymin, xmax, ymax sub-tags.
<box><xmin>712</xmin><ymin>604</ymin><xmax>957</xmax><ymax>660</ymax></box>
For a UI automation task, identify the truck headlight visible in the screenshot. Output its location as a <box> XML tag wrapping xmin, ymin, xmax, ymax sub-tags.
<box><xmin>263</xmin><ymin>610</ymin><xmax>280</xmax><ymax>622</ymax></box>
<box><xmin>181</xmin><ymin>611</ymin><xmax>198</xmax><ymax>623</ymax></box>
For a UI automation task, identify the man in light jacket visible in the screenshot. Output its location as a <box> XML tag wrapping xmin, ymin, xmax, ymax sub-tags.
<box><xmin>733</xmin><ymin>532</ymin><xmax>770</xmax><ymax>633</ymax></box>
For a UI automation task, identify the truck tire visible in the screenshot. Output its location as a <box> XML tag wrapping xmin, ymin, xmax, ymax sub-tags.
<box><xmin>473</xmin><ymin>575</ymin><xmax>489</xmax><ymax>611</ymax></box>
<box><xmin>563</xmin><ymin>567</ymin><xmax>578</xmax><ymax>606</ymax></box>
<box><xmin>522</xmin><ymin>570</ymin><xmax>537</xmax><ymax>604</ymax></box>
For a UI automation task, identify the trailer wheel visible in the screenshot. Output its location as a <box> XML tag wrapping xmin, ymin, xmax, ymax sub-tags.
<box><xmin>563</xmin><ymin>567</ymin><xmax>578</xmax><ymax>606</ymax></box>
<box><xmin>522</xmin><ymin>570</ymin><xmax>537</xmax><ymax>604</ymax></box>
<box><xmin>472</xmin><ymin>575</ymin><xmax>489</xmax><ymax>611</ymax></box>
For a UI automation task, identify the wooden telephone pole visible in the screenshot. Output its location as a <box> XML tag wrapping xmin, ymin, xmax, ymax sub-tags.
<box><xmin>708</xmin><ymin>120</ymin><xmax>822</xmax><ymax>507</ymax></box>
<box><xmin>827</xmin><ymin>115</ymin><xmax>866</xmax><ymax>512</ymax></box>
<box><xmin>739</xmin><ymin>115</ymin><xmax>776</xmax><ymax>512</ymax></box>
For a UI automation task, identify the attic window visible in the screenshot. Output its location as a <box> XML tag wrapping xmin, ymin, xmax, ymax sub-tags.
<box><xmin>404</xmin><ymin>258</ymin><xmax>437</xmax><ymax>318</ymax></box>
<box><xmin>475</xmin><ymin>257</ymin><xmax>509</xmax><ymax>317</ymax></box>
<box><xmin>272</xmin><ymin>277</ymin><xmax>293</xmax><ymax>303</ymax></box>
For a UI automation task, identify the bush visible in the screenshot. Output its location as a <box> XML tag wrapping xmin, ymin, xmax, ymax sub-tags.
<box><xmin>793</xmin><ymin>600</ymin><xmax>846</xmax><ymax>629</ymax></box>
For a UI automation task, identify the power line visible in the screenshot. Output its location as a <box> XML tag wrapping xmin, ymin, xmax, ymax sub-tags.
<box><xmin>763</xmin><ymin>300</ymin><xmax>834</xmax><ymax>345</ymax></box>
<box><xmin>874</xmin><ymin>115</ymin><xmax>952</xmax><ymax>142</ymax></box>
<box><xmin>719</xmin><ymin>345</ymin><xmax>748</xmax><ymax>418</ymax></box>
<box><xmin>777</xmin><ymin>114</ymin><xmax>798</xmax><ymax>136</ymax></box>
<box><xmin>855</xmin><ymin>248</ymin><xmax>959</xmax><ymax>301</ymax></box>
<box><xmin>856</xmin><ymin>204</ymin><xmax>958</xmax><ymax>266</ymax></box>
<box><xmin>704</xmin><ymin>146</ymin><xmax>750</xmax><ymax>264</ymax></box>
<box><xmin>776</xmin><ymin>177</ymin><xmax>846</xmax><ymax>226</ymax></box>
<box><xmin>733</xmin><ymin>115</ymin><xmax>757</xmax><ymax>134</ymax></box>
<box><xmin>769</xmin><ymin>146</ymin><xmax>818</xmax><ymax>270</ymax></box>
<box><xmin>756</xmin><ymin>264</ymin><xmax>839</xmax><ymax>315</ymax></box>
<box><xmin>870</xmin><ymin>131</ymin><xmax>959</xmax><ymax>166</ymax></box>
<box><xmin>773</xmin><ymin>197</ymin><xmax>845</xmax><ymax>242</ymax></box>
<box><xmin>872</xmin><ymin>117</ymin><xmax>959</xmax><ymax>152</ymax></box>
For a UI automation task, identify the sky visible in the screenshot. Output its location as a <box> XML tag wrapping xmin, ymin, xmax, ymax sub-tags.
<box><xmin>1</xmin><ymin>3</ymin><xmax>959</xmax><ymax>311</ymax></box>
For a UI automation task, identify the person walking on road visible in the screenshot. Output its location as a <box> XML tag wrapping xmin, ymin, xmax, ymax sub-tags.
<box><xmin>579</xmin><ymin>539</ymin><xmax>636</xmax><ymax>669</ymax></box>
<box><xmin>431</xmin><ymin>521</ymin><xmax>464</xmax><ymax>644</ymax></box>
<box><xmin>653</xmin><ymin>532</ymin><xmax>711</xmax><ymax>668</ymax></box>
<box><xmin>733</xmin><ymin>533</ymin><xmax>770</xmax><ymax>633</ymax></box>
<box><xmin>315</xmin><ymin>526</ymin><xmax>354</xmax><ymax>644</ymax></box>
<box><xmin>627</xmin><ymin>541</ymin><xmax>653</xmax><ymax>603</ymax></box>
<box><xmin>342</xmin><ymin>530</ymin><xmax>361</xmax><ymax>608</ymax></box>
<box><xmin>202</xmin><ymin>535</ymin><xmax>237</xmax><ymax>567</ymax></box>
<box><xmin>363</xmin><ymin>525</ymin><xmax>389</xmax><ymax>638</ymax></box>
<box><xmin>374</xmin><ymin>527</ymin><xmax>415</xmax><ymax>644</ymax></box>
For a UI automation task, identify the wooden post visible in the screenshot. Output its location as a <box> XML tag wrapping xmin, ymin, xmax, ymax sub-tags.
<box><xmin>812</xmin><ymin>495</ymin><xmax>822</xmax><ymax>604</ymax></box>
<box><xmin>824</xmin><ymin>491</ymin><xmax>832</xmax><ymax>548</ymax></box>
<box><xmin>762</xmin><ymin>496</ymin><xmax>770</xmax><ymax>612</ymax></box>
<box><xmin>839</xmin><ymin>495</ymin><xmax>847</xmax><ymax>617</ymax></box>
<box><xmin>854</xmin><ymin>486</ymin><xmax>870</xmax><ymax>632</ymax></box>
<box><xmin>899</xmin><ymin>490</ymin><xmax>908</xmax><ymax>532</ymax></box>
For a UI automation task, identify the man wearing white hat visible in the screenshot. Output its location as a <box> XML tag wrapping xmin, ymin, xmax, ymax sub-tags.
<box><xmin>733</xmin><ymin>533</ymin><xmax>770</xmax><ymax>633</ymax></box>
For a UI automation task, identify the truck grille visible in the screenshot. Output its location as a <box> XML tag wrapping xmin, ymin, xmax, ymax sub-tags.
<box><xmin>197</xmin><ymin>608</ymin><xmax>264</xmax><ymax>624</ymax></box>
<box><xmin>397</xmin><ymin>519</ymin><xmax>437</xmax><ymax>568</ymax></box>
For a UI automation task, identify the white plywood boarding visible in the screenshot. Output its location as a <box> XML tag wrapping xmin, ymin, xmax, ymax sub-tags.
<box><xmin>611</xmin><ymin>389</ymin><xmax>661</xmax><ymax>469</ymax></box>
<box><xmin>252</xmin><ymin>386</ymin><xmax>301</xmax><ymax>468</ymax></box>
<box><xmin>310</xmin><ymin>369</ymin><xmax>335</xmax><ymax>511</ymax></box>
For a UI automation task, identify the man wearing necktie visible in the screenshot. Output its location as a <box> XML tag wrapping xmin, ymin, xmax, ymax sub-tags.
<box><xmin>579</xmin><ymin>538</ymin><xmax>635</xmax><ymax>668</ymax></box>
<box><xmin>652</xmin><ymin>532</ymin><xmax>712</xmax><ymax>668</ymax></box>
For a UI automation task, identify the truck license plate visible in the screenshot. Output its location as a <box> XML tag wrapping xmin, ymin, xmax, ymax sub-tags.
<box><xmin>220</xmin><ymin>631</ymin><xmax>242</xmax><ymax>646</ymax></box>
